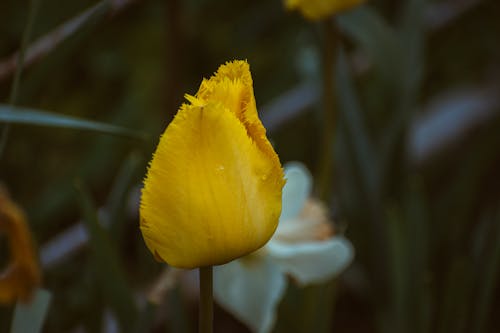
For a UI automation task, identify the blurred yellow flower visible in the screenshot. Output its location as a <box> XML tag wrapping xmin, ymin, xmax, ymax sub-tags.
<box><xmin>140</xmin><ymin>60</ymin><xmax>285</xmax><ymax>269</ymax></box>
<box><xmin>285</xmin><ymin>0</ymin><xmax>365</xmax><ymax>20</ymax></box>
<box><xmin>0</xmin><ymin>187</ymin><xmax>41</xmax><ymax>304</ymax></box>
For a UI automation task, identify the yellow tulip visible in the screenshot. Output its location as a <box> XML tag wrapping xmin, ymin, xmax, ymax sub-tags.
<box><xmin>140</xmin><ymin>60</ymin><xmax>285</xmax><ymax>269</ymax></box>
<box><xmin>0</xmin><ymin>187</ymin><xmax>41</xmax><ymax>304</ymax></box>
<box><xmin>285</xmin><ymin>0</ymin><xmax>365</xmax><ymax>21</ymax></box>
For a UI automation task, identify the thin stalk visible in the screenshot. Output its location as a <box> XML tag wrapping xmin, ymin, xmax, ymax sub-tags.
<box><xmin>199</xmin><ymin>266</ymin><xmax>213</xmax><ymax>333</ymax></box>
<box><xmin>165</xmin><ymin>0</ymin><xmax>184</xmax><ymax>120</ymax></box>
<box><xmin>317</xmin><ymin>18</ymin><xmax>339</xmax><ymax>201</ymax></box>
<box><xmin>0</xmin><ymin>0</ymin><xmax>41</xmax><ymax>157</ymax></box>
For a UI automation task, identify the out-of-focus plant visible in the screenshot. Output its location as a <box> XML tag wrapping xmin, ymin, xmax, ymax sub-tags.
<box><xmin>0</xmin><ymin>186</ymin><xmax>51</xmax><ymax>333</ymax></box>
<box><xmin>214</xmin><ymin>162</ymin><xmax>353</xmax><ymax>333</ymax></box>
<box><xmin>282</xmin><ymin>0</ymin><xmax>365</xmax><ymax>202</ymax></box>
<box><xmin>10</xmin><ymin>289</ymin><xmax>51</xmax><ymax>333</ymax></box>
<box><xmin>0</xmin><ymin>186</ymin><xmax>41</xmax><ymax>304</ymax></box>
<box><xmin>284</xmin><ymin>0</ymin><xmax>366</xmax><ymax>21</ymax></box>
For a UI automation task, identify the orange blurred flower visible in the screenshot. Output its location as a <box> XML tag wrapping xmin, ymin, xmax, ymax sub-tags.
<box><xmin>0</xmin><ymin>187</ymin><xmax>41</xmax><ymax>304</ymax></box>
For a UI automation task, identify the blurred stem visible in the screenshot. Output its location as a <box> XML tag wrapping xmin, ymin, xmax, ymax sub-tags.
<box><xmin>165</xmin><ymin>0</ymin><xmax>184</xmax><ymax>120</ymax></box>
<box><xmin>300</xmin><ymin>281</ymin><xmax>337</xmax><ymax>332</ymax></box>
<box><xmin>169</xmin><ymin>287</ymin><xmax>192</xmax><ymax>333</ymax></box>
<box><xmin>133</xmin><ymin>302</ymin><xmax>156</xmax><ymax>333</ymax></box>
<box><xmin>472</xmin><ymin>209</ymin><xmax>500</xmax><ymax>333</ymax></box>
<box><xmin>318</xmin><ymin>18</ymin><xmax>339</xmax><ymax>201</ymax></box>
<box><xmin>199</xmin><ymin>266</ymin><xmax>213</xmax><ymax>333</ymax></box>
<box><xmin>0</xmin><ymin>0</ymin><xmax>41</xmax><ymax>158</ymax></box>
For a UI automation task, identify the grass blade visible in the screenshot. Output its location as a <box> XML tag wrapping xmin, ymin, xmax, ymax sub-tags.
<box><xmin>10</xmin><ymin>289</ymin><xmax>51</xmax><ymax>333</ymax></box>
<box><xmin>74</xmin><ymin>180</ymin><xmax>138</xmax><ymax>332</ymax></box>
<box><xmin>0</xmin><ymin>0</ymin><xmax>41</xmax><ymax>157</ymax></box>
<box><xmin>105</xmin><ymin>152</ymin><xmax>143</xmax><ymax>240</ymax></box>
<box><xmin>335</xmin><ymin>50</ymin><xmax>378</xmax><ymax>200</ymax></box>
<box><xmin>337</xmin><ymin>6</ymin><xmax>400</xmax><ymax>84</ymax></box>
<box><xmin>0</xmin><ymin>105</ymin><xmax>147</xmax><ymax>140</ymax></box>
<box><xmin>471</xmin><ymin>209</ymin><xmax>500</xmax><ymax>333</ymax></box>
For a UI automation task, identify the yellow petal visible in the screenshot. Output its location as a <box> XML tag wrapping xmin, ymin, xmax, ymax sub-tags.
<box><xmin>0</xmin><ymin>188</ymin><xmax>41</xmax><ymax>304</ymax></box>
<box><xmin>140</xmin><ymin>62</ymin><xmax>284</xmax><ymax>268</ymax></box>
<box><xmin>285</xmin><ymin>0</ymin><xmax>365</xmax><ymax>20</ymax></box>
<box><xmin>192</xmin><ymin>60</ymin><xmax>278</xmax><ymax>162</ymax></box>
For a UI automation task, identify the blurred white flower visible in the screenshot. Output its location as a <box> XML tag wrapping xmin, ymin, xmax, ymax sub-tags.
<box><xmin>214</xmin><ymin>162</ymin><xmax>354</xmax><ymax>333</ymax></box>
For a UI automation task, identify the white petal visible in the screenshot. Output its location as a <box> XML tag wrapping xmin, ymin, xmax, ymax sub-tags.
<box><xmin>213</xmin><ymin>255</ymin><xmax>287</xmax><ymax>333</ymax></box>
<box><xmin>280</xmin><ymin>162</ymin><xmax>312</xmax><ymax>221</ymax></box>
<box><xmin>267</xmin><ymin>237</ymin><xmax>354</xmax><ymax>286</ymax></box>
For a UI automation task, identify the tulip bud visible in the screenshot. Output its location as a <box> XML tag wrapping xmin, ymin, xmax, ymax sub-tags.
<box><xmin>140</xmin><ymin>60</ymin><xmax>285</xmax><ymax>269</ymax></box>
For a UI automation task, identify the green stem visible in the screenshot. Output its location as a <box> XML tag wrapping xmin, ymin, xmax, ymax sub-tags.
<box><xmin>317</xmin><ymin>18</ymin><xmax>339</xmax><ymax>201</ymax></box>
<box><xmin>199</xmin><ymin>266</ymin><xmax>213</xmax><ymax>333</ymax></box>
<box><xmin>0</xmin><ymin>0</ymin><xmax>41</xmax><ymax>158</ymax></box>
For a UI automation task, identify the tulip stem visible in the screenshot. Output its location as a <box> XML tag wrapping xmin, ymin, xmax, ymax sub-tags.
<box><xmin>318</xmin><ymin>18</ymin><xmax>339</xmax><ymax>201</ymax></box>
<box><xmin>199</xmin><ymin>266</ymin><xmax>213</xmax><ymax>333</ymax></box>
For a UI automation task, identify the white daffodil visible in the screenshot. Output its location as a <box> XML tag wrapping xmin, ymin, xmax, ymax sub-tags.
<box><xmin>213</xmin><ymin>162</ymin><xmax>354</xmax><ymax>333</ymax></box>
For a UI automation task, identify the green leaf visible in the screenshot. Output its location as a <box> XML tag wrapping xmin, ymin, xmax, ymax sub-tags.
<box><xmin>166</xmin><ymin>288</ymin><xmax>193</xmax><ymax>333</ymax></box>
<box><xmin>133</xmin><ymin>302</ymin><xmax>157</xmax><ymax>333</ymax></box>
<box><xmin>335</xmin><ymin>49</ymin><xmax>378</xmax><ymax>201</ymax></box>
<box><xmin>0</xmin><ymin>105</ymin><xmax>147</xmax><ymax>140</ymax></box>
<box><xmin>437</xmin><ymin>258</ymin><xmax>473</xmax><ymax>333</ymax></box>
<box><xmin>105</xmin><ymin>152</ymin><xmax>143</xmax><ymax>241</ymax></box>
<box><xmin>74</xmin><ymin>180</ymin><xmax>138</xmax><ymax>332</ymax></box>
<box><xmin>337</xmin><ymin>6</ymin><xmax>400</xmax><ymax>87</ymax></box>
<box><xmin>0</xmin><ymin>0</ymin><xmax>41</xmax><ymax>157</ymax></box>
<box><xmin>379</xmin><ymin>0</ymin><xmax>427</xmax><ymax>176</ymax></box>
<box><xmin>471</xmin><ymin>209</ymin><xmax>500</xmax><ymax>333</ymax></box>
<box><xmin>386</xmin><ymin>209</ymin><xmax>408</xmax><ymax>333</ymax></box>
<box><xmin>395</xmin><ymin>0</ymin><xmax>427</xmax><ymax>112</ymax></box>
<box><xmin>338</xmin><ymin>3</ymin><xmax>427</xmax><ymax>189</ymax></box>
<box><xmin>404</xmin><ymin>181</ymin><xmax>432</xmax><ymax>333</ymax></box>
<box><xmin>10</xmin><ymin>289</ymin><xmax>52</xmax><ymax>333</ymax></box>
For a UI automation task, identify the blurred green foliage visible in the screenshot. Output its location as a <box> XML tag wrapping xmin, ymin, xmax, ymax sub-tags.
<box><xmin>1</xmin><ymin>0</ymin><xmax>499</xmax><ymax>332</ymax></box>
